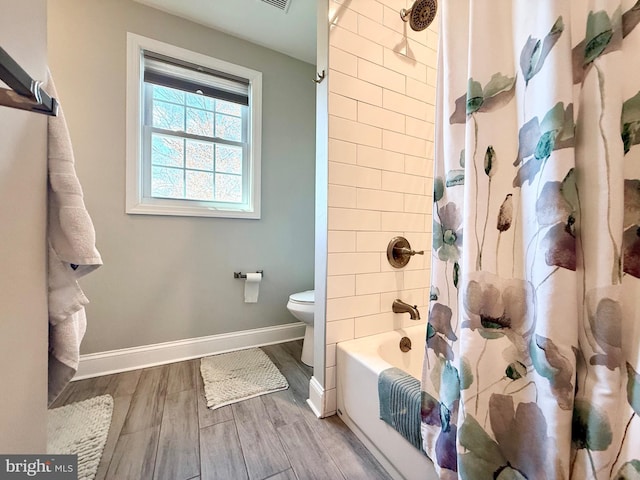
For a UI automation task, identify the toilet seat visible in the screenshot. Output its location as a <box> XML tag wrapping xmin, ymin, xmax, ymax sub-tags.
<box><xmin>289</xmin><ymin>290</ymin><xmax>314</xmax><ymax>305</ymax></box>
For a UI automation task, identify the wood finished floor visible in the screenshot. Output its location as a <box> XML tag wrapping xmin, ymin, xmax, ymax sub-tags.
<box><xmin>51</xmin><ymin>341</ymin><xmax>392</xmax><ymax>480</ymax></box>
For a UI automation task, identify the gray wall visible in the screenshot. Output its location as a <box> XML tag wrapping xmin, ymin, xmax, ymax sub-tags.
<box><xmin>48</xmin><ymin>0</ymin><xmax>316</xmax><ymax>354</ymax></box>
<box><xmin>0</xmin><ymin>0</ymin><xmax>48</xmax><ymax>451</ymax></box>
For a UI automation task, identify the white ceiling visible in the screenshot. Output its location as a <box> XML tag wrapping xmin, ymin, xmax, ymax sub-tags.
<box><xmin>134</xmin><ymin>0</ymin><xmax>317</xmax><ymax>64</ymax></box>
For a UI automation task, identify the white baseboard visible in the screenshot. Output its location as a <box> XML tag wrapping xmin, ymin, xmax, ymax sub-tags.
<box><xmin>307</xmin><ymin>375</ymin><xmax>325</xmax><ymax>418</ymax></box>
<box><xmin>75</xmin><ymin>322</ymin><xmax>306</xmax><ymax>380</ymax></box>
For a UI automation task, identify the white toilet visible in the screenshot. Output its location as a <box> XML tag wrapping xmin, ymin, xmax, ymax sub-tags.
<box><xmin>287</xmin><ymin>290</ymin><xmax>314</xmax><ymax>367</ymax></box>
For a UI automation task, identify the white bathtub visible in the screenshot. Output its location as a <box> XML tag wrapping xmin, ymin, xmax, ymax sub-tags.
<box><xmin>336</xmin><ymin>325</ymin><xmax>438</xmax><ymax>480</ymax></box>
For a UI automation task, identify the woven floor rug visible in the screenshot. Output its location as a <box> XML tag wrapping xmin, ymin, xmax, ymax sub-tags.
<box><xmin>48</xmin><ymin>394</ymin><xmax>113</xmax><ymax>480</ymax></box>
<box><xmin>200</xmin><ymin>348</ymin><xmax>289</xmax><ymax>410</ymax></box>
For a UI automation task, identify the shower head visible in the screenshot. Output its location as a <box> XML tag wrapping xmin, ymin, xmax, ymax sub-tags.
<box><xmin>400</xmin><ymin>0</ymin><xmax>437</xmax><ymax>32</ymax></box>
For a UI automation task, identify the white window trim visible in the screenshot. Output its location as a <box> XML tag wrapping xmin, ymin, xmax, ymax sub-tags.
<box><xmin>125</xmin><ymin>33</ymin><xmax>262</xmax><ymax>219</ymax></box>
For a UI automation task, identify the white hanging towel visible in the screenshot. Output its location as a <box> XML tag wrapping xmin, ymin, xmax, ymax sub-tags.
<box><xmin>46</xmin><ymin>71</ymin><xmax>102</xmax><ymax>406</ymax></box>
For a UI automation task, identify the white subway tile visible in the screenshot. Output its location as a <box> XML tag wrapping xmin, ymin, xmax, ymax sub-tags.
<box><xmin>404</xmin><ymin>193</ymin><xmax>429</xmax><ymax>213</ymax></box>
<box><xmin>425</xmin><ymin>104</ymin><xmax>435</xmax><ymax>124</ymax></box>
<box><xmin>381</xmin><ymin>288</ymin><xmax>426</xmax><ymax>312</ymax></box>
<box><xmin>424</xmin><ymin>122</ymin><xmax>435</xmax><ymax>142</ymax></box>
<box><xmin>404</xmin><ymin>268</ymin><xmax>430</xmax><ymax>289</ymax></box>
<box><xmin>354</xmin><ymin>312</ymin><xmax>399</xmax><ymax>337</ymax></box>
<box><xmin>427</xmin><ymin>28</ymin><xmax>438</xmax><ymax>50</ymax></box>
<box><xmin>356</xmin><ymin>188</ymin><xmax>404</xmax><ymax>212</ymax></box>
<box><xmin>380</xmin><ymin>249</ymin><xmax>429</xmax><ymax>272</ymax></box>
<box><xmin>383</xmin><ymin>130</ymin><xmax>427</xmax><ymax>157</ymax></box>
<box><xmin>384</xmin><ymin>0</ymin><xmax>410</xmax><ymax>11</ymax></box>
<box><xmin>328</xmin><ymin>230</ymin><xmax>356</xmax><ymax>252</ymax></box>
<box><xmin>326</xmin><ymin>319</ymin><xmax>354</xmax><ymax>344</ymax></box>
<box><xmin>326</xmin><ymin>343</ymin><xmax>337</xmax><ymax>367</ymax></box>
<box><xmin>330</xmin><ymin>3</ymin><xmax>358</xmax><ymax>32</ymax></box>
<box><xmin>425</xmin><ymin>140</ymin><xmax>435</xmax><ymax>160</ymax></box>
<box><xmin>383</xmin><ymin>48</ymin><xmax>427</xmax><ymax>82</ymax></box>
<box><xmin>358</xmin><ymin>58</ymin><xmax>406</xmax><ymax>94</ymax></box>
<box><xmin>329</xmin><ymin>115</ymin><xmax>383</xmax><ymax>148</ymax></box>
<box><xmin>380</xmin><ymin>251</ymin><xmax>395</xmax><ymax>272</ymax></box>
<box><xmin>425</xmin><ymin>194</ymin><xmax>434</xmax><ymax>211</ymax></box>
<box><xmin>328</xmin><ymin>184</ymin><xmax>357</xmax><ymax>208</ymax></box>
<box><xmin>330</xmin><ymin>25</ymin><xmax>384</xmax><ymax>64</ymax></box>
<box><xmin>404</xmin><ymin>232</ymin><xmax>430</xmax><ymax>251</ymax></box>
<box><xmin>329</xmin><ymin>161</ymin><xmax>382</xmax><ymax>189</ymax></box>
<box><xmin>357</xmin><ymin>145</ymin><xmax>404</xmax><ymax>171</ymax></box>
<box><xmin>325</xmin><ymin>388</ymin><xmax>337</xmax><ymax>414</ymax></box>
<box><xmin>383</xmin><ymin>88</ymin><xmax>429</xmax><ymax>120</ymax></box>
<box><xmin>425</xmin><ymin>177</ymin><xmax>433</xmax><ymax>200</ymax></box>
<box><xmin>333</xmin><ymin>0</ymin><xmax>384</xmax><ymax>23</ymax></box>
<box><xmin>382</xmin><ymin>170</ymin><xmax>426</xmax><ymax>195</ymax></box>
<box><xmin>381</xmin><ymin>211</ymin><xmax>426</xmax><ymax>232</ymax></box>
<box><xmin>357</xmin><ymin>103</ymin><xmax>405</xmax><ymax>133</ymax></box>
<box><xmin>356</xmin><ymin>231</ymin><xmax>401</xmax><ymax>252</ymax></box>
<box><xmin>328</xmin><ymin>207</ymin><xmax>381</xmax><ymax>231</ymax></box>
<box><xmin>399</xmin><ymin>251</ymin><xmax>429</xmax><ymax>271</ymax></box>
<box><xmin>328</xmin><ymin>252</ymin><xmax>381</xmax><ymax>276</ymax></box>
<box><xmin>327</xmin><ymin>274</ymin><xmax>356</xmax><ymax>298</ymax></box>
<box><xmin>357</xmin><ymin>15</ymin><xmax>405</xmax><ymax>50</ymax></box>
<box><xmin>330</xmin><ymin>46</ymin><xmax>358</xmax><ymax>77</ymax></box>
<box><xmin>329</xmin><ymin>92</ymin><xmax>358</xmax><ymax>120</ymax></box>
<box><xmin>382</xmin><ymin>5</ymin><xmax>407</xmax><ymax>35</ymax></box>
<box><xmin>329</xmin><ymin>138</ymin><xmax>357</xmax><ymax>165</ymax></box>
<box><xmin>356</xmin><ymin>271</ymin><xmax>404</xmax><ymax>295</ymax></box>
<box><xmin>326</xmin><ymin>293</ymin><xmax>381</xmax><ymax>321</ymax></box>
<box><xmin>400</xmin><ymin>316</ymin><xmax>421</xmax><ymax>328</ymax></box>
<box><xmin>405</xmin><ymin>116</ymin><xmax>433</xmax><ymax>140</ymax></box>
<box><xmin>330</xmin><ymin>70</ymin><xmax>383</xmax><ymax>106</ymax></box>
<box><xmin>326</xmin><ymin>366</ymin><xmax>336</xmax><ymax>390</ymax></box>
<box><xmin>429</xmin><ymin>13</ymin><xmax>439</xmax><ymax>33</ymax></box>
<box><xmin>406</xmin><ymin>77</ymin><xmax>435</xmax><ymax>104</ymax></box>
<box><xmin>405</xmin><ymin>154</ymin><xmax>430</xmax><ymax>176</ymax></box>
<box><xmin>405</xmin><ymin>39</ymin><xmax>437</xmax><ymax>67</ymax></box>
<box><xmin>405</xmin><ymin>20</ymin><xmax>430</xmax><ymax>46</ymax></box>
<box><xmin>427</xmin><ymin>66</ymin><xmax>437</xmax><ymax>86</ymax></box>
<box><xmin>425</xmin><ymin>213</ymin><xmax>433</xmax><ymax>233</ymax></box>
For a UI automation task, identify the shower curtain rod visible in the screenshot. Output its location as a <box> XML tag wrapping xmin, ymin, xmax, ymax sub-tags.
<box><xmin>0</xmin><ymin>46</ymin><xmax>57</xmax><ymax>116</ymax></box>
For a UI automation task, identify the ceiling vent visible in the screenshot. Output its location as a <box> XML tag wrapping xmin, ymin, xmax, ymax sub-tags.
<box><xmin>260</xmin><ymin>0</ymin><xmax>292</xmax><ymax>13</ymax></box>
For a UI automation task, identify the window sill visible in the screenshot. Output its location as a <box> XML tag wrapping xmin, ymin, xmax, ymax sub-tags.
<box><xmin>126</xmin><ymin>201</ymin><xmax>261</xmax><ymax>219</ymax></box>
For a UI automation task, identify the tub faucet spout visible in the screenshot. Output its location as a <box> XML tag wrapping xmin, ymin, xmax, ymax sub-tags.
<box><xmin>392</xmin><ymin>299</ymin><xmax>421</xmax><ymax>320</ymax></box>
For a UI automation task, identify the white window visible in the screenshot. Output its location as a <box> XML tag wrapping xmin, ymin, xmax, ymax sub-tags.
<box><xmin>126</xmin><ymin>34</ymin><xmax>262</xmax><ymax>218</ymax></box>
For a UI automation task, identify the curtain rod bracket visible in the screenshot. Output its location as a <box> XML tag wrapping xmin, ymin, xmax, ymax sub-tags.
<box><xmin>0</xmin><ymin>47</ymin><xmax>58</xmax><ymax>116</ymax></box>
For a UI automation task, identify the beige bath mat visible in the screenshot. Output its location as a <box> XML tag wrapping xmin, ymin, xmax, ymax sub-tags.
<box><xmin>200</xmin><ymin>348</ymin><xmax>289</xmax><ymax>409</ymax></box>
<box><xmin>48</xmin><ymin>394</ymin><xmax>113</xmax><ymax>480</ymax></box>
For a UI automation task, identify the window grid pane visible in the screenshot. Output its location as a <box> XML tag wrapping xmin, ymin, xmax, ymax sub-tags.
<box><xmin>152</xmin><ymin>100</ymin><xmax>185</xmax><ymax>131</ymax></box>
<box><xmin>151</xmin><ymin>166</ymin><xmax>185</xmax><ymax>199</ymax></box>
<box><xmin>214</xmin><ymin>113</ymin><xmax>242</xmax><ymax>142</ymax></box>
<box><xmin>185</xmin><ymin>170</ymin><xmax>214</xmax><ymax>200</ymax></box>
<box><xmin>146</xmin><ymin>83</ymin><xmax>247</xmax><ymax>205</ymax></box>
<box><xmin>215</xmin><ymin>173</ymin><xmax>242</xmax><ymax>203</ymax></box>
<box><xmin>215</xmin><ymin>144</ymin><xmax>242</xmax><ymax>175</ymax></box>
<box><xmin>215</xmin><ymin>99</ymin><xmax>242</xmax><ymax>117</ymax></box>
<box><xmin>153</xmin><ymin>85</ymin><xmax>184</xmax><ymax>104</ymax></box>
<box><xmin>186</xmin><ymin>91</ymin><xmax>214</xmax><ymax>110</ymax></box>
<box><xmin>186</xmin><ymin>108</ymin><xmax>214</xmax><ymax>137</ymax></box>
<box><xmin>151</xmin><ymin>134</ymin><xmax>184</xmax><ymax>168</ymax></box>
<box><xmin>186</xmin><ymin>140</ymin><xmax>214</xmax><ymax>171</ymax></box>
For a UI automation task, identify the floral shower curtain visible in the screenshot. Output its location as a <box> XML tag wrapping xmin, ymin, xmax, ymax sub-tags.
<box><xmin>422</xmin><ymin>1</ymin><xmax>640</xmax><ymax>479</ymax></box>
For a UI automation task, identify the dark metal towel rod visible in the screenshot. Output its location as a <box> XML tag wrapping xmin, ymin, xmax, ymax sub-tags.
<box><xmin>0</xmin><ymin>46</ymin><xmax>58</xmax><ymax>116</ymax></box>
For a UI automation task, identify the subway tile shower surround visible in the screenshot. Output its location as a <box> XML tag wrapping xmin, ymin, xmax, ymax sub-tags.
<box><xmin>325</xmin><ymin>0</ymin><xmax>436</xmax><ymax>414</ymax></box>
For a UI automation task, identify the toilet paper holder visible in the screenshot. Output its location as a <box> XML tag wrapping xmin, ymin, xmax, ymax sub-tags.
<box><xmin>234</xmin><ymin>270</ymin><xmax>264</xmax><ymax>279</ymax></box>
